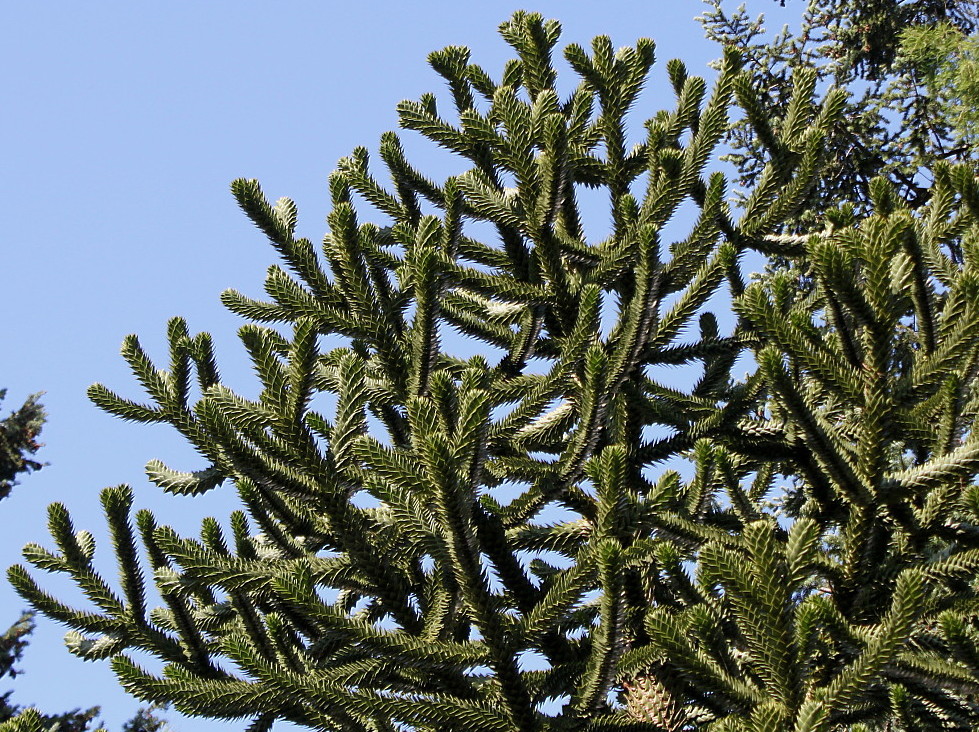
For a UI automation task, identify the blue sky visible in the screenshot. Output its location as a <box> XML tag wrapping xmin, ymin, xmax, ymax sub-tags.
<box><xmin>2</xmin><ymin>2</ymin><xmax>798</xmax><ymax>729</ymax></box>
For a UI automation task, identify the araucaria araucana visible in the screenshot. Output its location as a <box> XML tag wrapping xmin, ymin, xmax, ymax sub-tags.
<box><xmin>8</xmin><ymin>12</ymin><xmax>979</xmax><ymax>732</ymax></box>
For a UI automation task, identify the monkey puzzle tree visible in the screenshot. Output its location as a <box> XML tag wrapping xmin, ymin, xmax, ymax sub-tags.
<box><xmin>8</xmin><ymin>11</ymin><xmax>979</xmax><ymax>731</ymax></box>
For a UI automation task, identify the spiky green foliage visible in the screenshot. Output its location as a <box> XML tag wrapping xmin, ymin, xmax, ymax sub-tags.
<box><xmin>621</xmin><ymin>169</ymin><xmax>979</xmax><ymax>730</ymax></box>
<box><xmin>0</xmin><ymin>391</ymin><xmax>101</xmax><ymax>732</ymax></box>
<box><xmin>0</xmin><ymin>391</ymin><xmax>44</xmax><ymax>501</ymax></box>
<box><xmin>700</xmin><ymin>0</ymin><xmax>978</xmax><ymax>222</ymax></box>
<box><xmin>9</xmin><ymin>11</ymin><xmax>979</xmax><ymax>731</ymax></box>
<box><xmin>0</xmin><ymin>611</ymin><xmax>102</xmax><ymax>732</ymax></box>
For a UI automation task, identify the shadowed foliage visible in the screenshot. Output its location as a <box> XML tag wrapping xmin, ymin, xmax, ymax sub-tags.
<box><xmin>7</xmin><ymin>11</ymin><xmax>979</xmax><ymax>731</ymax></box>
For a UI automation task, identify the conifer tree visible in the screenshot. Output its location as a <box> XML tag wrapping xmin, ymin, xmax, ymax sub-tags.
<box><xmin>700</xmin><ymin>0</ymin><xmax>978</xmax><ymax>221</ymax></box>
<box><xmin>8</xmin><ymin>12</ymin><xmax>979</xmax><ymax>731</ymax></box>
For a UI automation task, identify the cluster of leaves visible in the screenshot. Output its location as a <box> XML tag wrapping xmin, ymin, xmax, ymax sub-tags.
<box><xmin>0</xmin><ymin>391</ymin><xmax>45</xmax><ymax>719</ymax></box>
<box><xmin>0</xmin><ymin>392</ymin><xmax>169</xmax><ymax>732</ymax></box>
<box><xmin>6</xmin><ymin>11</ymin><xmax>979</xmax><ymax>732</ymax></box>
<box><xmin>897</xmin><ymin>22</ymin><xmax>979</xmax><ymax>150</ymax></box>
<box><xmin>0</xmin><ymin>611</ymin><xmax>101</xmax><ymax>732</ymax></box>
<box><xmin>0</xmin><ymin>391</ymin><xmax>97</xmax><ymax>731</ymax></box>
<box><xmin>700</xmin><ymin>0</ymin><xmax>978</xmax><ymax>222</ymax></box>
<box><xmin>632</xmin><ymin>169</ymin><xmax>979</xmax><ymax>729</ymax></box>
<box><xmin>0</xmin><ymin>391</ymin><xmax>45</xmax><ymax>502</ymax></box>
<box><xmin>0</xmin><ymin>708</ymin><xmax>168</xmax><ymax>732</ymax></box>
<box><xmin>783</xmin><ymin>0</ymin><xmax>977</xmax><ymax>77</ymax></box>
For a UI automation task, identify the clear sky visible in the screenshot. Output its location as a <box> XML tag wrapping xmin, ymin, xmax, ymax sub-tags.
<box><xmin>2</xmin><ymin>2</ymin><xmax>799</xmax><ymax>730</ymax></box>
